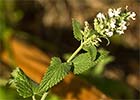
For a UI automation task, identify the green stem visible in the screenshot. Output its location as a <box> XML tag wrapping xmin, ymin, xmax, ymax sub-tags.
<box><xmin>41</xmin><ymin>92</ymin><xmax>48</xmax><ymax>100</ymax></box>
<box><xmin>67</xmin><ymin>37</ymin><xmax>92</xmax><ymax>63</ymax></box>
<box><xmin>40</xmin><ymin>44</ymin><xmax>83</xmax><ymax>100</ymax></box>
<box><xmin>67</xmin><ymin>43</ymin><xmax>83</xmax><ymax>62</ymax></box>
<box><xmin>40</xmin><ymin>42</ymin><xmax>85</xmax><ymax>100</ymax></box>
<box><xmin>32</xmin><ymin>95</ymin><xmax>36</xmax><ymax>100</ymax></box>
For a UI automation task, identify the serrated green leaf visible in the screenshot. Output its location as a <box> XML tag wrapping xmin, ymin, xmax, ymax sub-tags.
<box><xmin>92</xmin><ymin>56</ymin><xmax>114</xmax><ymax>76</ymax></box>
<box><xmin>94</xmin><ymin>49</ymin><xmax>109</xmax><ymax>64</ymax></box>
<box><xmin>38</xmin><ymin>57</ymin><xmax>71</xmax><ymax>93</ymax></box>
<box><xmin>83</xmin><ymin>45</ymin><xmax>97</xmax><ymax>61</ymax></box>
<box><xmin>72</xmin><ymin>19</ymin><xmax>82</xmax><ymax>41</ymax></box>
<box><xmin>72</xmin><ymin>53</ymin><xmax>92</xmax><ymax>74</ymax></box>
<box><xmin>72</xmin><ymin>49</ymin><xmax>109</xmax><ymax>74</ymax></box>
<box><xmin>11</xmin><ymin>67</ymin><xmax>36</xmax><ymax>98</ymax></box>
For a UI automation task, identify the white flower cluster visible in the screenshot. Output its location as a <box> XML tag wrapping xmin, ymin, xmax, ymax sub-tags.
<box><xmin>80</xmin><ymin>21</ymin><xmax>101</xmax><ymax>46</ymax></box>
<box><xmin>108</xmin><ymin>8</ymin><xmax>121</xmax><ymax>17</ymax></box>
<box><xmin>94</xmin><ymin>7</ymin><xmax>136</xmax><ymax>37</ymax></box>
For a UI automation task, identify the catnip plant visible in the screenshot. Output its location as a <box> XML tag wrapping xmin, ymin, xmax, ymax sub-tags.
<box><xmin>8</xmin><ymin>7</ymin><xmax>136</xmax><ymax>100</ymax></box>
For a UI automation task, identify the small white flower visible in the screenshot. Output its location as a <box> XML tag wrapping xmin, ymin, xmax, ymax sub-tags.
<box><xmin>105</xmin><ymin>29</ymin><xmax>109</xmax><ymax>32</ymax></box>
<box><xmin>119</xmin><ymin>20</ymin><xmax>127</xmax><ymax>30</ymax></box>
<box><xmin>97</xmin><ymin>12</ymin><xmax>105</xmax><ymax>19</ymax></box>
<box><xmin>108</xmin><ymin>9</ymin><xmax>114</xmax><ymax>17</ymax></box>
<box><xmin>108</xmin><ymin>8</ymin><xmax>121</xmax><ymax>17</ymax></box>
<box><xmin>116</xmin><ymin>30</ymin><xmax>124</xmax><ymax>34</ymax></box>
<box><xmin>106</xmin><ymin>31</ymin><xmax>113</xmax><ymax>37</ymax></box>
<box><xmin>105</xmin><ymin>29</ymin><xmax>113</xmax><ymax>37</ymax></box>
<box><xmin>114</xmin><ymin>8</ymin><xmax>121</xmax><ymax>16</ymax></box>
<box><xmin>110</xmin><ymin>19</ymin><xmax>116</xmax><ymax>28</ymax></box>
<box><xmin>129</xmin><ymin>12</ymin><xmax>136</xmax><ymax>20</ymax></box>
<box><xmin>121</xmin><ymin>20</ymin><xmax>127</xmax><ymax>26</ymax></box>
<box><xmin>121</xmin><ymin>25</ymin><xmax>127</xmax><ymax>30</ymax></box>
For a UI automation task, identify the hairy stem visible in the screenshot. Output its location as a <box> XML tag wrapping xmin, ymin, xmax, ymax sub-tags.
<box><xmin>40</xmin><ymin>40</ymin><xmax>90</xmax><ymax>100</ymax></box>
<box><xmin>40</xmin><ymin>44</ymin><xmax>83</xmax><ymax>100</ymax></box>
<box><xmin>67</xmin><ymin>43</ymin><xmax>83</xmax><ymax>62</ymax></box>
<box><xmin>32</xmin><ymin>95</ymin><xmax>36</xmax><ymax>100</ymax></box>
<box><xmin>67</xmin><ymin>37</ymin><xmax>94</xmax><ymax>63</ymax></box>
<box><xmin>41</xmin><ymin>92</ymin><xmax>48</xmax><ymax>100</ymax></box>
<box><xmin>40</xmin><ymin>37</ymin><xmax>94</xmax><ymax>100</ymax></box>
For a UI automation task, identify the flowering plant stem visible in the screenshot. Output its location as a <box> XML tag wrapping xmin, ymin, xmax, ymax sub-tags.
<box><xmin>67</xmin><ymin>35</ymin><xmax>96</xmax><ymax>63</ymax></box>
<box><xmin>67</xmin><ymin>43</ymin><xmax>83</xmax><ymax>63</ymax></box>
<box><xmin>32</xmin><ymin>95</ymin><xmax>36</xmax><ymax>100</ymax></box>
<box><xmin>40</xmin><ymin>92</ymin><xmax>49</xmax><ymax>100</ymax></box>
<box><xmin>8</xmin><ymin>7</ymin><xmax>136</xmax><ymax>100</ymax></box>
<box><xmin>40</xmin><ymin>43</ymin><xmax>84</xmax><ymax>100</ymax></box>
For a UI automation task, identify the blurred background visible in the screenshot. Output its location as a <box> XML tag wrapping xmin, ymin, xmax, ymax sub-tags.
<box><xmin>0</xmin><ymin>0</ymin><xmax>139</xmax><ymax>100</ymax></box>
